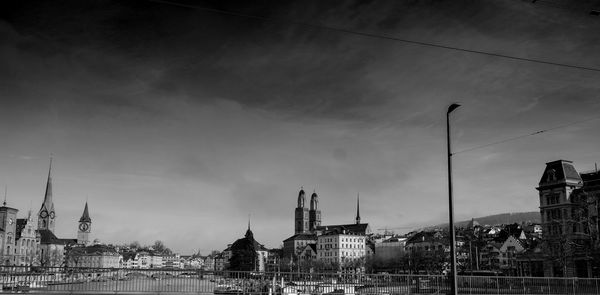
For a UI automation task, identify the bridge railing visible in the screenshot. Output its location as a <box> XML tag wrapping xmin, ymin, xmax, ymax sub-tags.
<box><xmin>1</xmin><ymin>266</ymin><xmax>600</xmax><ymax>294</ymax></box>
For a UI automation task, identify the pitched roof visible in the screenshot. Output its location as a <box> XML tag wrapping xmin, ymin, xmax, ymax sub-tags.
<box><xmin>37</xmin><ymin>229</ymin><xmax>76</xmax><ymax>245</ymax></box>
<box><xmin>317</xmin><ymin>223</ymin><xmax>369</xmax><ymax>235</ymax></box>
<box><xmin>405</xmin><ymin>231</ymin><xmax>446</xmax><ymax>244</ymax></box>
<box><xmin>16</xmin><ymin>218</ymin><xmax>35</xmax><ymax>240</ymax></box>
<box><xmin>283</xmin><ymin>233</ymin><xmax>317</xmax><ymax>242</ymax></box>
<box><xmin>581</xmin><ymin>171</ymin><xmax>600</xmax><ymax>190</ymax></box>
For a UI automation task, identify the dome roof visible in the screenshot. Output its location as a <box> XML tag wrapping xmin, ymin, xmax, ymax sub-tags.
<box><xmin>297</xmin><ymin>188</ymin><xmax>306</xmax><ymax>208</ymax></box>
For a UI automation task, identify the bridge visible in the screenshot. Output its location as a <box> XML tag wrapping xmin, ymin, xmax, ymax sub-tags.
<box><xmin>2</xmin><ymin>267</ymin><xmax>600</xmax><ymax>294</ymax></box>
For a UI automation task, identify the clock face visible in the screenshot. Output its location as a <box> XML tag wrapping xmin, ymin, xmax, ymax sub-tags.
<box><xmin>49</xmin><ymin>211</ymin><xmax>55</xmax><ymax>219</ymax></box>
<box><xmin>40</xmin><ymin>210</ymin><xmax>48</xmax><ymax>218</ymax></box>
<box><xmin>79</xmin><ymin>223</ymin><xmax>89</xmax><ymax>231</ymax></box>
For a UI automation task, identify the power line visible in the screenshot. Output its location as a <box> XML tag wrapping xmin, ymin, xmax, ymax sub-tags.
<box><xmin>453</xmin><ymin>115</ymin><xmax>600</xmax><ymax>155</ymax></box>
<box><xmin>149</xmin><ymin>0</ymin><xmax>600</xmax><ymax>73</ymax></box>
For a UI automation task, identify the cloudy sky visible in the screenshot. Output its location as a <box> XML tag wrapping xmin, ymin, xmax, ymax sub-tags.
<box><xmin>1</xmin><ymin>0</ymin><xmax>600</xmax><ymax>254</ymax></box>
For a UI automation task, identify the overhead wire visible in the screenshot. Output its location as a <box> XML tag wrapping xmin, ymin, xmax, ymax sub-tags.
<box><xmin>148</xmin><ymin>0</ymin><xmax>600</xmax><ymax>73</ymax></box>
<box><xmin>452</xmin><ymin>115</ymin><xmax>600</xmax><ymax>155</ymax></box>
<box><xmin>148</xmin><ymin>0</ymin><xmax>600</xmax><ymax>155</ymax></box>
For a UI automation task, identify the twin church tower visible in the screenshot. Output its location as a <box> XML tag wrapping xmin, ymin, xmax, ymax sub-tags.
<box><xmin>294</xmin><ymin>188</ymin><xmax>321</xmax><ymax>233</ymax></box>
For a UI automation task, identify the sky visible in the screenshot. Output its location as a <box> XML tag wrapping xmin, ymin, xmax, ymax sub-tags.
<box><xmin>1</xmin><ymin>0</ymin><xmax>600</xmax><ymax>254</ymax></box>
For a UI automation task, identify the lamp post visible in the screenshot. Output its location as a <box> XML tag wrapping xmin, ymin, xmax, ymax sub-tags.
<box><xmin>447</xmin><ymin>103</ymin><xmax>460</xmax><ymax>295</ymax></box>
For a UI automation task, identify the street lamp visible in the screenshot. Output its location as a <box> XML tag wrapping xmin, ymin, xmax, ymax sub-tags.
<box><xmin>447</xmin><ymin>103</ymin><xmax>460</xmax><ymax>295</ymax></box>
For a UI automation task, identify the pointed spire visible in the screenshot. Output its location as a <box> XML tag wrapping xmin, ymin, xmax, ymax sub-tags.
<box><xmin>79</xmin><ymin>202</ymin><xmax>91</xmax><ymax>223</ymax></box>
<box><xmin>43</xmin><ymin>156</ymin><xmax>53</xmax><ymax>205</ymax></box>
<box><xmin>245</xmin><ymin>213</ymin><xmax>253</xmax><ymax>239</ymax></box>
<box><xmin>3</xmin><ymin>185</ymin><xmax>6</xmax><ymax>206</ymax></box>
<box><xmin>355</xmin><ymin>193</ymin><xmax>361</xmax><ymax>224</ymax></box>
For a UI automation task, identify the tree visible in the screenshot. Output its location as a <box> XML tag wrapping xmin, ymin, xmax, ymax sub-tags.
<box><xmin>152</xmin><ymin>240</ymin><xmax>173</xmax><ymax>254</ymax></box>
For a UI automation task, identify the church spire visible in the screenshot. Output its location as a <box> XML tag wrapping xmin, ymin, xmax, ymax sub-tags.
<box><xmin>39</xmin><ymin>156</ymin><xmax>56</xmax><ymax>232</ymax></box>
<box><xmin>355</xmin><ymin>193</ymin><xmax>361</xmax><ymax>224</ymax></box>
<box><xmin>43</xmin><ymin>156</ymin><xmax>53</xmax><ymax>206</ymax></box>
<box><xmin>79</xmin><ymin>202</ymin><xmax>91</xmax><ymax>223</ymax></box>
<box><xmin>245</xmin><ymin>214</ymin><xmax>254</xmax><ymax>239</ymax></box>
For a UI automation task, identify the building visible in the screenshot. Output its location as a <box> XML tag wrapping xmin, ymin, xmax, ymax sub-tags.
<box><xmin>316</xmin><ymin>227</ymin><xmax>367</xmax><ymax>270</ymax></box>
<box><xmin>15</xmin><ymin>210</ymin><xmax>40</xmax><ymax>266</ymax></box>
<box><xmin>374</xmin><ymin>236</ymin><xmax>406</xmax><ymax>261</ymax></box>
<box><xmin>227</xmin><ymin>222</ymin><xmax>269</xmax><ymax>271</ymax></box>
<box><xmin>66</xmin><ymin>244</ymin><xmax>121</xmax><ymax>268</ymax></box>
<box><xmin>0</xmin><ymin>201</ymin><xmax>19</xmax><ymax>265</ymax></box>
<box><xmin>282</xmin><ymin>233</ymin><xmax>317</xmax><ymax>260</ymax></box>
<box><xmin>298</xmin><ymin>244</ymin><xmax>317</xmax><ymax>262</ymax></box>
<box><xmin>537</xmin><ymin>160</ymin><xmax>600</xmax><ymax>277</ymax></box>
<box><xmin>163</xmin><ymin>254</ymin><xmax>182</xmax><ymax>269</ymax></box>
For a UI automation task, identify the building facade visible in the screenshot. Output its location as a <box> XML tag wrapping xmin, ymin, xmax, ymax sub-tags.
<box><xmin>317</xmin><ymin>228</ymin><xmax>367</xmax><ymax>269</ymax></box>
<box><xmin>66</xmin><ymin>244</ymin><xmax>121</xmax><ymax>268</ymax></box>
<box><xmin>0</xmin><ymin>202</ymin><xmax>19</xmax><ymax>265</ymax></box>
<box><xmin>15</xmin><ymin>211</ymin><xmax>40</xmax><ymax>266</ymax></box>
<box><xmin>537</xmin><ymin>160</ymin><xmax>600</xmax><ymax>277</ymax></box>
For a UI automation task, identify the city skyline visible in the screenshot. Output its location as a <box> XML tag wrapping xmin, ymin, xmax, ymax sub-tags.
<box><xmin>1</xmin><ymin>0</ymin><xmax>600</xmax><ymax>254</ymax></box>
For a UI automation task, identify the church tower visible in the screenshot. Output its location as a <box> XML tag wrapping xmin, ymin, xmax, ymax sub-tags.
<box><xmin>77</xmin><ymin>202</ymin><xmax>92</xmax><ymax>245</ymax></box>
<box><xmin>309</xmin><ymin>191</ymin><xmax>321</xmax><ymax>231</ymax></box>
<box><xmin>38</xmin><ymin>158</ymin><xmax>56</xmax><ymax>233</ymax></box>
<box><xmin>294</xmin><ymin>188</ymin><xmax>309</xmax><ymax>234</ymax></box>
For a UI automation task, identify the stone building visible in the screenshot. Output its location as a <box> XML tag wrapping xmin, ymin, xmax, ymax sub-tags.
<box><xmin>537</xmin><ymin>160</ymin><xmax>600</xmax><ymax>277</ymax></box>
<box><xmin>0</xmin><ymin>201</ymin><xmax>19</xmax><ymax>265</ymax></box>
<box><xmin>15</xmin><ymin>211</ymin><xmax>39</xmax><ymax>266</ymax></box>
<box><xmin>317</xmin><ymin>227</ymin><xmax>367</xmax><ymax>269</ymax></box>
<box><xmin>66</xmin><ymin>244</ymin><xmax>121</xmax><ymax>268</ymax></box>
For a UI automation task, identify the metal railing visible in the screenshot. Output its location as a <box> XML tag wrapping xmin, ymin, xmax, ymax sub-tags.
<box><xmin>1</xmin><ymin>266</ymin><xmax>600</xmax><ymax>294</ymax></box>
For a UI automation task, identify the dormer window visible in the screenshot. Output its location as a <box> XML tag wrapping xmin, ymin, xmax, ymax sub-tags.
<box><xmin>547</xmin><ymin>169</ymin><xmax>557</xmax><ymax>182</ymax></box>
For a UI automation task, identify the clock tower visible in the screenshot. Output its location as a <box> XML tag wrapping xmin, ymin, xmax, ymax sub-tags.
<box><xmin>77</xmin><ymin>202</ymin><xmax>91</xmax><ymax>245</ymax></box>
<box><xmin>38</xmin><ymin>158</ymin><xmax>56</xmax><ymax>233</ymax></box>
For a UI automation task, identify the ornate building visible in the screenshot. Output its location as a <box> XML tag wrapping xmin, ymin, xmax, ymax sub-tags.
<box><xmin>537</xmin><ymin>160</ymin><xmax>600</xmax><ymax>277</ymax></box>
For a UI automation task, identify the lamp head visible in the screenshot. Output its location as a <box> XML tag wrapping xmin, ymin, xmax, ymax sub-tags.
<box><xmin>448</xmin><ymin>103</ymin><xmax>461</xmax><ymax>114</ymax></box>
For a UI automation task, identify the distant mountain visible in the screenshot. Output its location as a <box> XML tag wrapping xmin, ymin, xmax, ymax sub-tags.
<box><xmin>426</xmin><ymin>212</ymin><xmax>541</xmax><ymax>230</ymax></box>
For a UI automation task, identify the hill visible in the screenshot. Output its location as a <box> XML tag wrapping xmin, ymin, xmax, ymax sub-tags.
<box><xmin>425</xmin><ymin>211</ymin><xmax>541</xmax><ymax>230</ymax></box>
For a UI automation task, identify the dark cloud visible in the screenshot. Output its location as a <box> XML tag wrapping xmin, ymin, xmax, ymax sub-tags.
<box><xmin>2</xmin><ymin>0</ymin><xmax>600</xmax><ymax>252</ymax></box>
